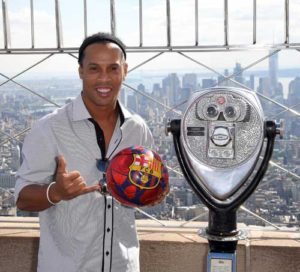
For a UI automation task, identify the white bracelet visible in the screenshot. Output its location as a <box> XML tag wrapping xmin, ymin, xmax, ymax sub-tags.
<box><xmin>46</xmin><ymin>182</ymin><xmax>57</xmax><ymax>206</ymax></box>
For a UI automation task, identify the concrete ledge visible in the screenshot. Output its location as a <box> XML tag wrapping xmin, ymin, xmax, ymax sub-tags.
<box><xmin>1</xmin><ymin>217</ymin><xmax>300</xmax><ymax>272</ymax></box>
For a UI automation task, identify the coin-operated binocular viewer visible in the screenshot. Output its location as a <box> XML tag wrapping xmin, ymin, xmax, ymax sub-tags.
<box><xmin>166</xmin><ymin>87</ymin><xmax>283</xmax><ymax>272</ymax></box>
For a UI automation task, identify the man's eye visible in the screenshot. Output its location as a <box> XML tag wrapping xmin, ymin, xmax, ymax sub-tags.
<box><xmin>111</xmin><ymin>66</ymin><xmax>119</xmax><ymax>71</ymax></box>
<box><xmin>88</xmin><ymin>66</ymin><xmax>97</xmax><ymax>71</ymax></box>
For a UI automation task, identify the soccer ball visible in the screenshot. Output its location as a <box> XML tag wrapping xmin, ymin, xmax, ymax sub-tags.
<box><xmin>106</xmin><ymin>146</ymin><xmax>169</xmax><ymax>207</ymax></box>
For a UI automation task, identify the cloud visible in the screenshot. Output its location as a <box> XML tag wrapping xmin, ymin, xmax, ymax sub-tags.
<box><xmin>1</xmin><ymin>1</ymin><xmax>300</xmax><ymax>74</ymax></box>
<box><xmin>7</xmin><ymin>7</ymin><xmax>56</xmax><ymax>48</ymax></box>
<box><xmin>4</xmin><ymin>1</ymin><xmax>300</xmax><ymax>48</ymax></box>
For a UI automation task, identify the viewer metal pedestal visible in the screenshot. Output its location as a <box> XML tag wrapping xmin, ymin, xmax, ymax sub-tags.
<box><xmin>166</xmin><ymin>87</ymin><xmax>283</xmax><ymax>272</ymax></box>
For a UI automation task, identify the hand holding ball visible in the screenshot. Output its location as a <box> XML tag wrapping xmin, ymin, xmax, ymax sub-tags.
<box><xmin>106</xmin><ymin>146</ymin><xmax>169</xmax><ymax>207</ymax></box>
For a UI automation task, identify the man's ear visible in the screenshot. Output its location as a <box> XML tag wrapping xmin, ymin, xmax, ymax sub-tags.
<box><xmin>78</xmin><ymin>66</ymin><xmax>83</xmax><ymax>79</ymax></box>
<box><xmin>123</xmin><ymin>62</ymin><xmax>128</xmax><ymax>80</ymax></box>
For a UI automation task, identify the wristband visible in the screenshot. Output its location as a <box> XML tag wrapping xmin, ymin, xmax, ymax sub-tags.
<box><xmin>46</xmin><ymin>182</ymin><xmax>57</xmax><ymax>206</ymax></box>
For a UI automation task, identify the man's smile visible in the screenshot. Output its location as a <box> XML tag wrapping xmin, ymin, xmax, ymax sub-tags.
<box><xmin>96</xmin><ymin>87</ymin><xmax>111</xmax><ymax>96</ymax></box>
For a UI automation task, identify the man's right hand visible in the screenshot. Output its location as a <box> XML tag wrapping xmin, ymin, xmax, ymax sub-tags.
<box><xmin>49</xmin><ymin>155</ymin><xmax>101</xmax><ymax>204</ymax></box>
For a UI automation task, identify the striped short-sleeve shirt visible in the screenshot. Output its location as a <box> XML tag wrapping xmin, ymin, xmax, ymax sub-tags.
<box><xmin>15</xmin><ymin>94</ymin><xmax>154</xmax><ymax>272</ymax></box>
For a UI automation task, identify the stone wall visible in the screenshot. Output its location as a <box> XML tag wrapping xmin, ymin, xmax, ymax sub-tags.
<box><xmin>1</xmin><ymin>218</ymin><xmax>299</xmax><ymax>272</ymax></box>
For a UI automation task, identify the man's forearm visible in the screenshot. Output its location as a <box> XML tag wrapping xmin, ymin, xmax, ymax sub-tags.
<box><xmin>16</xmin><ymin>184</ymin><xmax>55</xmax><ymax>212</ymax></box>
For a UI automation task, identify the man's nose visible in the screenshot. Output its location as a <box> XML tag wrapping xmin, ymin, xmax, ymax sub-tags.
<box><xmin>97</xmin><ymin>70</ymin><xmax>110</xmax><ymax>81</ymax></box>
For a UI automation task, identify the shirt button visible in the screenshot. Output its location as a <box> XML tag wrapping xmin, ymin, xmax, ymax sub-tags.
<box><xmin>107</xmin><ymin>228</ymin><xmax>111</xmax><ymax>232</ymax></box>
<box><xmin>106</xmin><ymin>251</ymin><xmax>110</xmax><ymax>256</ymax></box>
<box><xmin>107</xmin><ymin>204</ymin><xmax>111</xmax><ymax>209</ymax></box>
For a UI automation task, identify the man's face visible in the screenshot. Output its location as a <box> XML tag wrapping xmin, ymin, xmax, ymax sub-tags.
<box><xmin>79</xmin><ymin>42</ymin><xmax>128</xmax><ymax>111</ymax></box>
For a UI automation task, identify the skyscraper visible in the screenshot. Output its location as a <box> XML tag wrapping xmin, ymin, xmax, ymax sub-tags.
<box><xmin>182</xmin><ymin>73</ymin><xmax>197</xmax><ymax>91</ymax></box>
<box><xmin>233</xmin><ymin>63</ymin><xmax>244</xmax><ymax>84</ymax></box>
<box><xmin>269</xmin><ymin>50</ymin><xmax>283</xmax><ymax>98</ymax></box>
<box><xmin>162</xmin><ymin>73</ymin><xmax>181</xmax><ymax>106</ymax></box>
<box><xmin>126</xmin><ymin>94</ymin><xmax>138</xmax><ymax>112</ymax></box>
<box><xmin>288</xmin><ymin>77</ymin><xmax>300</xmax><ymax>103</ymax></box>
<box><xmin>269</xmin><ymin>51</ymin><xmax>278</xmax><ymax>94</ymax></box>
<box><xmin>152</xmin><ymin>83</ymin><xmax>162</xmax><ymax>97</ymax></box>
<box><xmin>287</xmin><ymin>77</ymin><xmax>300</xmax><ymax>137</ymax></box>
<box><xmin>257</xmin><ymin>77</ymin><xmax>271</xmax><ymax>97</ymax></box>
<box><xmin>202</xmin><ymin>78</ymin><xmax>216</xmax><ymax>89</ymax></box>
<box><xmin>218</xmin><ymin>69</ymin><xmax>230</xmax><ymax>86</ymax></box>
<box><xmin>119</xmin><ymin>87</ymin><xmax>126</xmax><ymax>105</ymax></box>
<box><xmin>10</xmin><ymin>144</ymin><xmax>20</xmax><ymax>171</ymax></box>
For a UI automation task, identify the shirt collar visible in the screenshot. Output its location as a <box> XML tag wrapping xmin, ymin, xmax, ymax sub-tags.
<box><xmin>72</xmin><ymin>94</ymin><xmax>132</xmax><ymax>122</ymax></box>
<box><xmin>72</xmin><ymin>94</ymin><xmax>91</xmax><ymax>121</ymax></box>
<box><xmin>118</xmin><ymin>101</ymin><xmax>132</xmax><ymax>123</ymax></box>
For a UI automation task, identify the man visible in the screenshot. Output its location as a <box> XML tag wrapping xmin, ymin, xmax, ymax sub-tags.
<box><xmin>15</xmin><ymin>32</ymin><xmax>154</xmax><ymax>272</ymax></box>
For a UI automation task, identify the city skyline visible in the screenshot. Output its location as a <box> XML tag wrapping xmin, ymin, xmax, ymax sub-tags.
<box><xmin>0</xmin><ymin>1</ymin><xmax>300</xmax><ymax>227</ymax></box>
<box><xmin>1</xmin><ymin>66</ymin><xmax>300</xmax><ymax>224</ymax></box>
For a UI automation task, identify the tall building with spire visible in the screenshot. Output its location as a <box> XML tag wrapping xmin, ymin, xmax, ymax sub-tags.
<box><xmin>162</xmin><ymin>73</ymin><xmax>181</xmax><ymax>106</ymax></box>
<box><xmin>233</xmin><ymin>63</ymin><xmax>244</xmax><ymax>84</ymax></box>
<box><xmin>269</xmin><ymin>51</ymin><xmax>283</xmax><ymax>98</ymax></box>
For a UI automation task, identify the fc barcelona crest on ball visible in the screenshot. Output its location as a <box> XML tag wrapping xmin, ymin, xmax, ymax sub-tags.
<box><xmin>106</xmin><ymin>146</ymin><xmax>170</xmax><ymax>207</ymax></box>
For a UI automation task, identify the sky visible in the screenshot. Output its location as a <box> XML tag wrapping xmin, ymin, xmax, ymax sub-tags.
<box><xmin>1</xmin><ymin>0</ymin><xmax>300</xmax><ymax>78</ymax></box>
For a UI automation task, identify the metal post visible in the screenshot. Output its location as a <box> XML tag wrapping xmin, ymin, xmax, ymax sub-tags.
<box><xmin>206</xmin><ymin>210</ymin><xmax>238</xmax><ymax>272</ymax></box>
<box><xmin>195</xmin><ymin>0</ymin><xmax>199</xmax><ymax>46</ymax></box>
<box><xmin>30</xmin><ymin>0</ymin><xmax>35</xmax><ymax>48</ymax></box>
<box><xmin>224</xmin><ymin>0</ymin><xmax>229</xmax><ymax>46</ymax></box>
<box><xmin>208</xmin><ymin>210</ymin><xmax>238</xmax><ymax>243</ymax></box>
<box><xmin>139</xmin><ymin>0</ymin><xmax>143</xmax><ymax>46</ymax></box>
<box><xmin>2</xmin><ymin>0</ymin><xmax>10</xmax><ymax>50</ymax></box>
<box><xmin>54</xmin><ymin>0</ymin><xmax>63</xmax><ymax>49</ymax></box>
<box><xmin>83</xmin><ymin>0</ymin><xmax>87</xmax><ymax>38</ymax></box>
<box><xmin>110</xmin><ymin>0</ymin><xmax>116</xmax><ymax>35</ymax></box>
<box><xmin>166</xmin><ymin>0</ymin><xmax>171</xmax><ymax>47</ymax></box>
<box><xmin>253</xmin><ymin>0</ymin><xmax>256</xmax><ymax>44</ymax></box>
<box><xmin>284</xmin><ymin>0</ymin><xmax>289</xmax><ymax>45</ymax></box>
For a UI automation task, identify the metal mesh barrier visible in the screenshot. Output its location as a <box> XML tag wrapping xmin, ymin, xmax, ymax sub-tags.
<box><xmin>0</xmin><ymin>0</ymin><xmax>299</xmax><ymax>231</ymax></box>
